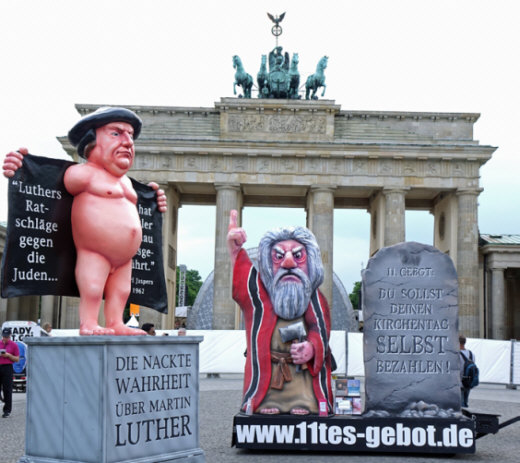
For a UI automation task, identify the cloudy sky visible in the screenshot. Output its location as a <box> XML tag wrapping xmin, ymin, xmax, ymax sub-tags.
<box><xmin>1</xmin><ymin>0</ymin><xmax>518</xmax><ymax>292</ymax></box>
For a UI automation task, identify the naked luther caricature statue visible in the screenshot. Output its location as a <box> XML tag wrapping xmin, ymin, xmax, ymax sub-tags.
<box><xmin>2</xmin><ymin>107</ymin><xmax>167</xmax><ymax>336</ymax></box>
<box><xmin>227</xmin><ymin>210</ymin><xmax>333</xmax><ymax>415</ymax></box>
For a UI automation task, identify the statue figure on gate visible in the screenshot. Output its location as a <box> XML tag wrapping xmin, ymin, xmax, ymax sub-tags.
<box><xmin>305</xmin><ymin>56</ymin><xmax>328</xmax><ymax>100</ymax></box>
<box><xmin>2</xmin><ymin>107</ymin><xmax>167</xmax><ymax>336</ymax></box>
<box><xmin>288</xmin><ymin>52</ymin><xmax>301</xmax><ymax>99</ymax></box>
<box><xmin>227</xmin><ymin>210</ymin><xmax>333</xmax><ymax>415</ymax></box>
<box><xmin>268</xmin><ymin>46</ymin><xmax>290</xmax><ymax>73</ymax></box>
<box><xmin>232</xmin><ymin>55</ymin><xmax>253</xmax><ymax>99</ymax></box>
<box><xmin>253</xmin><ymin>46</ymin><xmax>300</xmax><ymax>99</ymax></box>
<box><xmin>232</xmin><ymin>12</ymin><xmax>327</xmax><ymax>100</ymax></box>
<box><xmin>257</xmin><ymin>55</ymin><xmax>269</xmax><ymax>98</ymax></box>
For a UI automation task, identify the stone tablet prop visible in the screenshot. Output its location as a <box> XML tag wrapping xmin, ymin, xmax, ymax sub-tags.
<box><xmin>362</xmin><ymin>242</ymin><xmax>461</xmax><ymax>417</ymax></box>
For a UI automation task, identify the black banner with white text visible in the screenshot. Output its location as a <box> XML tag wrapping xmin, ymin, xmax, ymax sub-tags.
<box><xmin>1</xmin><ymin>154</ymin><xmax>167</xmax><ymax>313</ymax></box>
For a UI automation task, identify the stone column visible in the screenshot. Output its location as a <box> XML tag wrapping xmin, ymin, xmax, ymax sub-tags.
<box><xmin>368</xmin><ymin>192</ymin><xmax>385</xmax><ymax>256</ymax></box>
<box><xmin>213</xmin><ymin>184</ymin><xmax>242</xmax><ymax>329</ymax></box>
<box><xmin>61</xmin><ymin>297</ymin><xmax>80</xmax><ymax>329</ymax></box>
<box><xmin>456</xmin><ymin>189</ymin><xmax>481</xmax><ymax>337</ymax></box>
<box><xmin>306</xmin><ymin>185</ymin><xmax>335</xmax><ymax>304</ymax></box>
<box><xmin>383</xmin><ymin>188</ymin><xmax>407</xmax><ymax>246</ymax></box>
<box><xmin>6</xmin><ymin>298</ymin><xmax>19</xmax><ymax>321</ymax></box>
<box><xmin>490</xmin><ymin>267</ymin><xmax>507</xmax><ymax>340</ymax></box>
<box><xmin>0</xmin><ymin>297</ymin><xmax>7</xmax><ymax>324</ymax></box>
<box><xmin>40</xmin><ymin>296</ymin><xmax>55</xmax><ymax>327</ymax></box>
<box><xmin>162</xmin><ymin>184</ymin><xmax>180</xmax><ymax>330</ymax></box>
<box><xmin>506</xmin><ymin>271</ymin><xmax>520</xmax><ymax>337</ymax></box>
<box><xmin>18</xmin><ymin>295</ymin><xmax>39</xmax><ymax>321</ymax></box>
<box><xmin>139</xmin><ymin>306</ymin><xmax>163</xmax><ymax>329</ymax></box>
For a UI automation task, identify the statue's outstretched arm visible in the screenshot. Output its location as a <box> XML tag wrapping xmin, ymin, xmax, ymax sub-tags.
<box><xmin>227</xmin><ymin>209</ymin><xmax>247</xmax><ymax>266</ymax></box>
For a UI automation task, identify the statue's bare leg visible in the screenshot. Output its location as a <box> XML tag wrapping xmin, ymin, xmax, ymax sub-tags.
<box><xmin>104</xmin><ymin>260</ymin><xmax>145</xmax><ymax>335</ymax></box>
<box><xmin>75</xmin><ymin>249</ymin><xmax>115</xmax><ymax>335</ymax></box>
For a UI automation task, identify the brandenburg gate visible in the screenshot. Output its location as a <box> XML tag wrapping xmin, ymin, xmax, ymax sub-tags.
<box><xmin>60</xmin><ymin>98</ymin><xmax>495</xmax><ymax>338</ymax></box>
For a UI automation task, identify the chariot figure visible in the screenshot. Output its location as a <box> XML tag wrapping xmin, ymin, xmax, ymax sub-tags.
<box><xmin>269</xmin><ymin>46</ymin><xmax>290</xmax><ymax>73</ymax></box>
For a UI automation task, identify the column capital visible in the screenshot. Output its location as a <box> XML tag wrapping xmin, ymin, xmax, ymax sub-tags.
<box><xmin>160</xmin><ymin>183</ymin><xmax>179</xmax><ymax>196</ymax></box>
<box><xmin>455</xmin><ymin>188</ymin><xmax>483</xmax><ymax>197</ymax></box>
<box><xmin>309</xmin><ymin>184</ymin><xmax>337</xmax><ymax>193</ymax></box>
<box><xmin>382</xmin><ymin>186</ymin><xmax>411</xmax><ymax>195</ymax></box>
<box><xmin>488</xmin><ymin>265</ymin><xmax>507</xmax><ymax>272</ymax></box>
<box><xmin>214</xmin><ymin>183</ymin><xmax>241</xmax><ymax>192</ymax></box>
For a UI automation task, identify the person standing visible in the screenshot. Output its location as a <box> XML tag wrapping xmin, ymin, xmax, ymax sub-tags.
<box><xmin>459</xmin><ymin>334</ymin><xmax>474</xmax><ymax>408</ymax></box>
<box><xmin>0</xmin><ymin>327</ymin><xmax>20</xmax><ymax>418</ymax></box>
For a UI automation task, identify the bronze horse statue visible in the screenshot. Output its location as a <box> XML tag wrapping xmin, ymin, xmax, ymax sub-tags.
<box><xmin>288</xmin><ymin>53</ymin><xmax>300</xmax><ymax>99</ymax></box>
<box><xmin>257</xmin><ymin>55</ymin><xmax>269</xmax><ymax>98</ymax></box>
<box><xmin>305</xmin><ymin>56</ymin><xmax>328</xmax><ymax>100</ymax></box>
<box><xmin>233</xmin><ymin>55</ymin><xmax>253</xmax><ymax>99</ymax></box>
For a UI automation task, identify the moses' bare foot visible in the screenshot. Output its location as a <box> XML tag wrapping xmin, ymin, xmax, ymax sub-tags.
<box><xmin>109</xmin><ymin>323</ymin><xmax>146</xmax><ymax>336</ymax></box>
<box><xmin>290</xmin><ymin>408</ymin><xmax>310</xmax><ymax>415</ymax></box>
<box><xmin>80</xmin><ymin>322</ymin><xmax>115</xmax><ymax>336</ymax></box>
<box><xmin>259</xmin><ymin>408</ymin><xmax>280</xmax><ymax>414</ymax></box>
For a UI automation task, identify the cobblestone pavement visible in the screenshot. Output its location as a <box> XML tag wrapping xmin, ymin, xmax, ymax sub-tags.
<box><xmin>4</xmin><ymin>376</ymin><xmax>520</xmax><ymax>463</ymax></box>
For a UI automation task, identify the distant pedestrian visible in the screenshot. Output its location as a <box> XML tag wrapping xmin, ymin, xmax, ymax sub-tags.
<box><xmin>178</xmin><ymin>327</ymin><xmax>186</xmax><ymax>336</ymax></box>
<box><xmin>141</xmin><ymin>323</ymin><xmax>156</xmax><ymax>336</ymax></box>
<box><xmin>459</xmin><ymin>334</ymin><xmax>476</xmax><ymax>408</ymax></box>
<box><xmin>0</xmin><ymin>327</ymin><xmax>20</xmax><ymax>418</ymax></box>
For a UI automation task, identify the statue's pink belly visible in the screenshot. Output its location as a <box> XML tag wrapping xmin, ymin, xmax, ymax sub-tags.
<box><xmin>71</xmin><ymin>194</ymin><xmax>142</xmax><ymax>267</ymax></box>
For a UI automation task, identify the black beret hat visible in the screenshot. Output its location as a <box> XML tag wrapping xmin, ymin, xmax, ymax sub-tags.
<box><xmin>68</xmin><ymin>107</ymin><xmax>142</xmax><ymax>158</ymax></box>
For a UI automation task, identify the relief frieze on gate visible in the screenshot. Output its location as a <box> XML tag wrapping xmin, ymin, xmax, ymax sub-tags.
<box><xmin>226</xmin><ymin>113</ymin><xmax>327</xmax><ymax>135</ymax></box>
<box><xmin>217</xmin><ymin>97</ymin><xmax>338</xmax><ymax>142</ymax></box>
<box><xmin>134</xmin><ymin>152</ymin><xmax>476</xmax><ymax>183</ymax></box>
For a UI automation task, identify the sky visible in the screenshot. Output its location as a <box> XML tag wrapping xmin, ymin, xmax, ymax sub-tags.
<box><xmin>1</xmin><ymin>0</ymin><xmax>519</xmax><ymax>293</ymax></box>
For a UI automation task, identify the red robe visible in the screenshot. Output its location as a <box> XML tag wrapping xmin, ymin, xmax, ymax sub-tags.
<box><xmin>232</xmin><ymin>249</ymin><xmax>333</xmax><ymax>413</ymax></box>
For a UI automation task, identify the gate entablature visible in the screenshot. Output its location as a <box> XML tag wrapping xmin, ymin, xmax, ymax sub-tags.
<box><xmin>61</xmin><ymin>101</ymin><xmax>491</xmax><ymax>161</ymax></box>
<box><xmin>58</xmin><ymin>101</ymin><xmax>493</xmax><ymax>205</ymax></box>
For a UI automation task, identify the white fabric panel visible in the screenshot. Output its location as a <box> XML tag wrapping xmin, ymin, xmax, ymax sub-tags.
<box><xmin>466</xmin><ymin>338</ymin><xmax>511</xmax><ymax>384</ymax></box>
<box><xmin>329</xmin><ymin>331</ymin><xmax>346</xmax><ymax>375</ymax></box>
<box><xmin>347</xmin><ymin>333</ymin><xmax>365</xmax><ymax>377</ymax></box>
<box><xmin>51</xmin><ymin>329</ymin><xmax>80</xmax><ymax>337</ymax></box>
<box><xmin>189</xmin><ymin>330</ymin><xmax>246</xmax><ymax>373</ymax></box>
<box><xmin>50</xmin><ymin>329</ymin><xmax>517</xmax><ymax>384</ymax></box>
<box><xmin>513</xmin><ymin>341</ymin><xmax>520</xmax><ymax>384</ymax></box>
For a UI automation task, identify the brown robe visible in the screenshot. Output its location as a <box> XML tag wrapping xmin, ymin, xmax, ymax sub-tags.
<box><xmin>259</xmin><ymin>317</ymin><xmax>318</xmax><ymax>413</ymax></box>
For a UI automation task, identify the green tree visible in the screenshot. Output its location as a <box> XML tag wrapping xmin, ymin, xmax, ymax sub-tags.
<box><xmin>349</xmin><ymin>281</ymin><xmax>362</xmax><ymax>311</ymax></box>
<box><xmin>175</xmin><ymin>268</ymin><xmax>203</xmax><ymax>307</ymax></box>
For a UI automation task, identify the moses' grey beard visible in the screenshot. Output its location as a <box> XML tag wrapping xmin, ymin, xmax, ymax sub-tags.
<box><xmin>271</xmin><ymin>268</ymin><xmax>312</xmax><ymax>320</ymax></box>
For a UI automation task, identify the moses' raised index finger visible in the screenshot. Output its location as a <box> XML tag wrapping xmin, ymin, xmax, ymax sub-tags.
<box><xmin>228</xmin><ymin>209</ymin><xmax>238</xmax><ymax>231</ymax></box>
